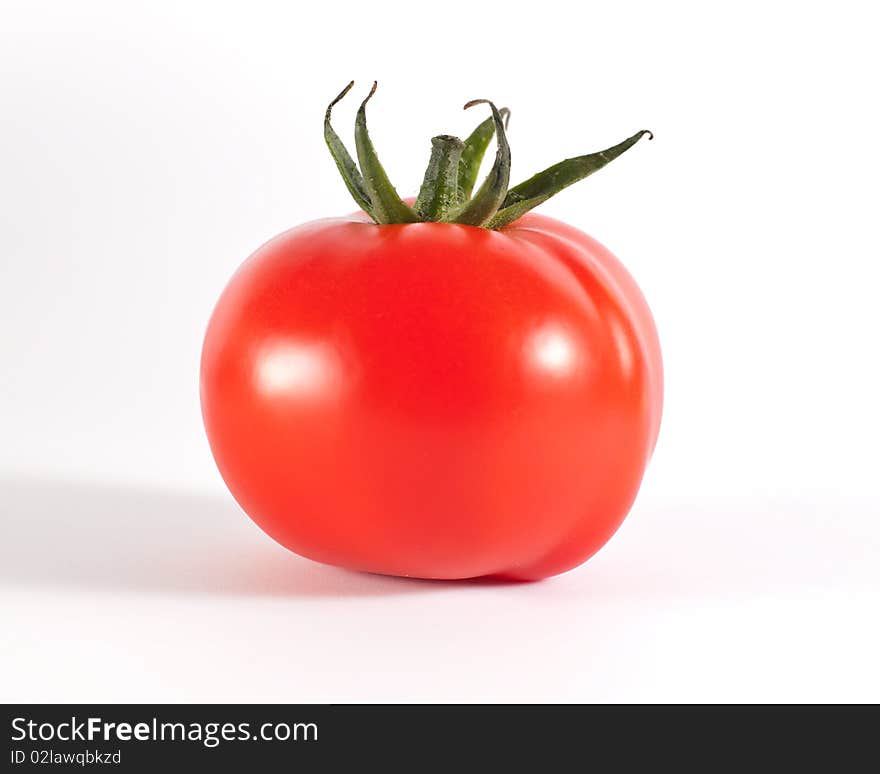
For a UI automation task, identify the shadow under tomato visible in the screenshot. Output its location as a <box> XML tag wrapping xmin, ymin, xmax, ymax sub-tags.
<box><xmin>5</xmin><ymin>474</ymin><xmax>873</xmax><ymax>603</ymax></box>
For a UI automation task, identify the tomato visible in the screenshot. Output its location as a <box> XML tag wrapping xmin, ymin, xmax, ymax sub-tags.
<box><xmin>201</xmin><ymin>83</ymin><xmax>660</xmax><ymax>580</ymax></box>
<box><xmin>200</xmin><ymin>211</ymin><xmax>662</xmax><ymax>580</ymax></box>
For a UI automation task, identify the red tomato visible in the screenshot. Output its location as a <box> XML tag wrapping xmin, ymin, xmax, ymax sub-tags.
<box><xmin>200</xmin><ymin>211</ymin><xmax>662</xmax><ymax>580</ymax></box>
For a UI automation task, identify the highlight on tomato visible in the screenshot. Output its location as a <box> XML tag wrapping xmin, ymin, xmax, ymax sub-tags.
<box><xmin>200</xmin><ymin>82</ymin><xmax>661</xmax><ymax>580</ymax></box>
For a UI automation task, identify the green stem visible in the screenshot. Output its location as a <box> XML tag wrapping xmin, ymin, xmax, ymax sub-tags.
<box><xmin>354</xmin><ymin>82</ymin><xmax>419</xmax><ymax>224</ymax></box>
<box><xmin>322</xmin><ymin>84</ymin><xmax>652</xmax><ymax>229</ymax></box>
<box><xmin>487</xmin><ymin>130</ymin><xmax>653</xmax><ymax>228</ymax></box>
<box><xmin>450</xmin><ymin>100</ymin><xmax>510</xmax><ymax>227</ymax></box>
<box><xmin>415</xmin><ymin>135</ymin><xmax>465</xmax><ymax>221</ymax></box>
<box><xmin>502</xmin><ymin>130</ymin><xmax>653</xmax><ymax>209</ymax></box>
<box><xmin>324</xmin><ymin>81</ymin><xmax>374</xmax><ymax>217</ymax></box>
<box><xmin>458</xmin><ymin>107</ymin><xmax>510</xmax><ymax>199</ymax></box>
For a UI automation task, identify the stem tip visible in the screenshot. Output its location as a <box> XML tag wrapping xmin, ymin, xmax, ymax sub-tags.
<box><xmin>327</xmin><ymin>81</ymin><xmax>355</xmax><ymax>116</ymax></box>
<box><xmin>360</xmin><ymin>80</ymin><xmax>378</xmax><ymax>110</ymax></box>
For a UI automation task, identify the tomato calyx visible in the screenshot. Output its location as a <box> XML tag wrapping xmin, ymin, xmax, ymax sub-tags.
<box><xmin>324</xmin><ymin>81</ymin><xmax>653</xmax><ymax>229</ymax></box>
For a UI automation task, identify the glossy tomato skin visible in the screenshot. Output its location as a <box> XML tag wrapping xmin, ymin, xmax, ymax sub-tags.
<box><xmin>200</xmin><ymin>212</ymin><xmax>662</xmax><ymax>580</ymax></box>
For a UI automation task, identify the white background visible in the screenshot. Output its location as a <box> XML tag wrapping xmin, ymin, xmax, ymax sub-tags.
<box><xmin>1</xmin><ymin>0</ymin><xmax>878</xmax><ymax>701</ymax></box>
